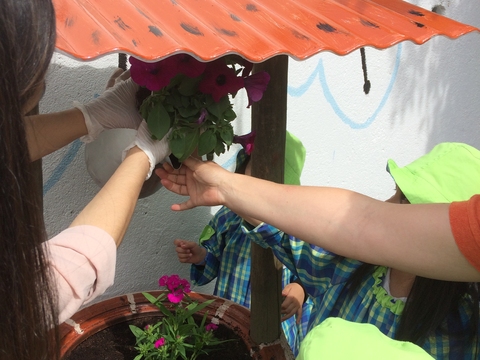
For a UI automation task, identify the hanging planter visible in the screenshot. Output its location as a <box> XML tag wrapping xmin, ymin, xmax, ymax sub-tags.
<box><xmin>84</xmin><ymin>128</ymin><xmax>163</xmax><ymax>198</ymax></box>
<box><xmin>59</xmin><ymin>291</ymin><xmax>292</xmax><ymax>360</ymax></box>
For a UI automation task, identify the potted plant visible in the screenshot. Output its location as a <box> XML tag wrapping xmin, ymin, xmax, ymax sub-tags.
<box><xmin>85</xmin><ymin>53</ymin><xmax>268</xmax><ymax>195</ymax></box>
<box><xmin>59</xmin><ymin>275</ymin><xmax>293</xmax><ymax>359</ymax></box>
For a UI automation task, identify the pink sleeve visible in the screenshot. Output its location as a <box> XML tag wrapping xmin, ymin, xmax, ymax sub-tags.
<box><xmin>45</xmin><ymin>225</ymin><xmax>116</xmax><ymax>323</ymax></box>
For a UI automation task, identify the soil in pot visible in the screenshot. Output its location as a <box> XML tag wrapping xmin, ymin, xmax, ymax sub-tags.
<box><xmin>64</xmin><ymin>315</ymin><xmax>251</xmax><ymax>360</ymax></box>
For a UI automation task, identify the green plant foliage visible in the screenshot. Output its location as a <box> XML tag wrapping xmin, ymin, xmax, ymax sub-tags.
<box><xmin>130</xmin><ymin>275</ymin><xmax>233</xmax><ymax>360</ymax></box>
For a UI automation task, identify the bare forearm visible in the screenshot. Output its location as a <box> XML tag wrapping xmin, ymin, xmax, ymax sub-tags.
<box><xmin>25</xmin><ymin>108</ymin><xmax>87</xmax><ymax>161</ymax></box>
<box><xmin>69</xmin><ymin>147</ymin><xmax>149</xmax><ymax>247</ymax></box>
<box><xmin>221</xmin><ymin>174</ymin><xmax>480</xmax><ymax>281</ymax></box>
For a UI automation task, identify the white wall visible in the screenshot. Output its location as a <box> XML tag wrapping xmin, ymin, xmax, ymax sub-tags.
<box><xmin>41</xmin><ymin>0</ymin><xmax>480</xmax><ymax>304</ymax></box>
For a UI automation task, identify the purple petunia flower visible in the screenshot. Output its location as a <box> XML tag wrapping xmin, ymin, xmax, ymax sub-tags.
<box><xmin>205</xmin><ymin>323</ymin><xmax>218</xmax><ymax>332</ymax></box>
<box><xmin>233</xmin><ymin>131</ymin><xmax>256</xmax><ymax>155</ymax></box>
<box><xmin>170</xmin><ymin>54</ymin><xmax>207</xmax><ymax>78</ymax></box>
<box><xmin>197</xmin><ymin>108</ymin><xmax>208</xmax><ymax>124</ymax></box>
<box><xmin>129</xmin><ymin>57</ymin><xmax>177</xmax><ymax>91</ymax></box>
<box><xmin>243</xmin><ymin>71</ymin><xmax>270</xmax><ymax>108</ymax></box>
<box><xmin>199</xmin><ymin>60</ymin><xmax>244</xmax><ymax>102</ymax></box>
<box><xmin>154</xmin><ymin>337</ymin><xmax>166</xmax><ymax>348</ymax></box>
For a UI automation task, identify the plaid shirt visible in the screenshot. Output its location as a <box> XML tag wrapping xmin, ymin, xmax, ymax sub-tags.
<box><xmin>245</xmin><ymin>223</ymin><xmax>480</xmax><ymax>360</ymax></box>
<box><xmin>190</xmin><ymin>206</ymin><xmax>311</xmax><ymax>356</ymax></box>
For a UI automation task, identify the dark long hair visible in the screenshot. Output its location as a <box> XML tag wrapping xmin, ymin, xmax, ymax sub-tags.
<box><xmin>0</xmin><ymin>0</ymin><xmax>58</xmax><ymax>359</ymax></box>
<box><xmin>345</xmin><ymin>263</ymin><xmax>479</xmax><ymax>356</ymax></box>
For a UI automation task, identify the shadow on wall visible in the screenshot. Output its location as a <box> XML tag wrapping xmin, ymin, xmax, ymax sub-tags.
<box><xmin>40</xmin><ymin>61</ymin><xmax>217</xmax><ymax>299</ymax></box>
<box><xmin>388</xmin><ymin>2</ymin><xmax>480</xmax><ymax>150</ymax></box>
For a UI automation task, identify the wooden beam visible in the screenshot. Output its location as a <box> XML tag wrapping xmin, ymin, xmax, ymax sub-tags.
<box><xmin>250</xmin><ymin>55</ymin><xmax>288</xmax><ymax>343</ymax></box>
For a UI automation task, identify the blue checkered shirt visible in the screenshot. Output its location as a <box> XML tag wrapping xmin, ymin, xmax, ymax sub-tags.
<box><xmin>244</xmin><ymin>223</ymin><xmax>480</xmax><ymax>359</ymax></box>
<box><xmin>190</xmin><ymin>206</ymin><xmax>311</xmax><ymax>356</ymax></box>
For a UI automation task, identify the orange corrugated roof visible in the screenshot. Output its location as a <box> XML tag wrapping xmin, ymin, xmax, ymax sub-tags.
<box><xmin>53</xmin><ymin>0</ymin><xmax>479</xmax><ymax>62</ymax></box>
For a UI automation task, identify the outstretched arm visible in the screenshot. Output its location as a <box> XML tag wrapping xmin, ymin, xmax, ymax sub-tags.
<box><xmin>156</xmin><ymin>158</ymin><xmax>480</xmax><ymax>282</ymax></box>
<box><xmin>25</xmin><ymin>69</ymin><xmax>141</xmax><ymax>161</ymax></box>
<box><xmin>69</xmin><ymin>146</ymin><xmax>149</xmax><ymax>246</ymax></box>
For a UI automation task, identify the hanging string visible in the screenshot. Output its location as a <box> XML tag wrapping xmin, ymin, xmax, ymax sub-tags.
<box><xmin>118</xmin><ymin>53</ymin><xmax>127</xmax><ymax>71</ymax></box>
<box><xmin>360</xmin><ymin>47</ymin><xmax>371</xmax><ymax>94</ymax></box>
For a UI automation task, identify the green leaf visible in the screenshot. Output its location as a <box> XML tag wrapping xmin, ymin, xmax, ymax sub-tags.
<box><xmin>197</xmin><ymin>130</ymin><xmax>217</xmax><ymax>157</ymax></box>
<box><xmin>183</xmin><ymin>299</ymin><xmax>214</xmax><ymax>319</ymax></box>
<box><xmin>146</xmin><ymin>102</ymin><xmax>172</xmax><ymax>140</ymax></box>
<box><xmin>206</xmin><ymin>96</ymin><xmax>230</xmax><ymax>120</ymax></box>
<box><xmin>139</xmin><ymin>100</ymin><xmax>150</xmax><ymax>120</ymax></box>
<box><xmin>142</xmin><ymin>292</ymin><xmax>159</xmax><ymax>305</ymax></box>
<box><xmin>219</xmin><ymin>126</ymin><xmax>234</xmax><ymax>146</ymax></box>
<box><xmin>214</xmin><ymin>141</ymin><xmax>226</xmax><ymax>156</ymax></box>
<box><xmin>178</xmin><ymin>106</ymin><xmax>200</xmax><ymax>119</ymax></box>
<box><xmin>129</xmin><ymin>325</ymin><xmax>145</xmax><ymax>338</ymax></box>
<box><xmin>223</xmin><ymin>108</ymin><xmax>237</xmax><ymax>121</ymax></box>
<box><xmin>178</xmin><ymin>76</ymin><xmax>201</xmax><ymax>97</ymax></box>
<box><xmin>170</xmin><ymin>129</ymin><xmax>200</xmax><ymax>162</ymax></box>
<box><xmin>133</xmin><ymin>354</ymin><xmax>143</xmax><ymax>360</ymax></box>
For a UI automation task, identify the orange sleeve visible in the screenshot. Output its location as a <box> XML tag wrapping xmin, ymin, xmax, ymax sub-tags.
<box><xmin>449</xmin><ymin>195</ymin><xmax>480</xmax><ymax>272</ymax></box>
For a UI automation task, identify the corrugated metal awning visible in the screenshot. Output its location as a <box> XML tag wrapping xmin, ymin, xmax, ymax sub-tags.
<box><xmin>53</xmin><ymin>0</ymin><xmax>479</xmax><ymax>62</ymax></box>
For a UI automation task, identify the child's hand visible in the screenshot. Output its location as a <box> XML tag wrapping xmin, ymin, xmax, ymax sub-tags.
<box><xmin>281</xmin><ymin>283</ymin><xmax>304</xmax><ymax>323</ymax></box>
<box><xmin>173</xmin><ymin>239</ymin><xmax>207</xmax><ymax>265</ymax></box>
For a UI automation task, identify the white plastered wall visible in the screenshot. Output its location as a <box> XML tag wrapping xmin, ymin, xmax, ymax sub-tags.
<box><xmin>41</xmin><ymin>0</ymin><xmax>480</xmax><ymax>304</ymax></box>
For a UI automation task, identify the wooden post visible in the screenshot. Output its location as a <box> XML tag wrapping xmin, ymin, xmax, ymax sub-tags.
<box><xmin>250</xmin><ymin>55</ymin><xmax>288</xmax><ymax>343</ymax></box>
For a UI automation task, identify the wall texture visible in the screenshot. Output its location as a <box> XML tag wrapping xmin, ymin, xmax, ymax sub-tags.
<box><xmin>41</xmin><ymin>0</ymin><xmax>480</xmax><ymax>305</ymax></box>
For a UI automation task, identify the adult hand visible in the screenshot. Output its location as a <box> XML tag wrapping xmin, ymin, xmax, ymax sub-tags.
<box><xmin>281</xmin><ymin>283</ymin><xmax>304</xmax><ymax>323</ymax></box>
<box><xmin>173</xmin><ymin>239</ymin><xmax>206</xmax><ymax>265</ymax></box>
<box><xmin>123</xmin><ymin>120</ymin><xmax>170</xmax><ymax>179</ymax></box>
<box><xmin>75</xmin><ymin>69</ymin><xmax>142</xmax><ymax>142</ymax></box>
<box><xmin>155</xmin><ymin>157</ymin><xmax>229</xmax><ymax>211</ymax></box>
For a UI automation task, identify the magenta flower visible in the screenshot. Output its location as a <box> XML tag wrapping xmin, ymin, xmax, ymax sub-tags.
<box><xmin>158</xmin><ymin>275</ymin><xmax>169</xmax><ymax>287</ymax></box>
<box><xmin>233</xmin><ymin>131</ymin><xmax>256</xmax><ymax>155</ymax></box>
<box><xmin>199</xmin><ymin>60</ymin><xmax>244</xmax><ymax>102</ymax></box>
<box><xmin>129</xmin><ymin>57</ymin><xmax>177</xmax><ymax>91</ymax></box>
<box><xmin>205</xmin><ymin>323</ymin><xmax>218</xmax><ymax>332</ymax></box>
<box><xmin>167</xmin><ymin>290</ymin><xmax>184</xmax><ymax>303</ymax></box>
<box><xmin>158</xmin><ymin>275</ymin><xmax>191</xmax><ymax>303</ymax></box>
<box><xmin>154</xmin><ymin>337</ymin><xmax>166</xmax><ymax>348</ymax></box>
<box><xmin>243</xmin><ymin>71</ymin><xmax>270</xmax><ymax>108</ymax></box>
<box><xmin>170</xmin><ymin>54</ymin><xmax>207</xmax><ymax>78</ymax></box>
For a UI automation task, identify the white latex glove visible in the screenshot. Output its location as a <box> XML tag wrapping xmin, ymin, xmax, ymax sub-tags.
<box><xmin>123</xmin><ymin>120</ymin><xmax>171</xmax><ymax>179</ymax></box>
<box><xmin>75</xmin><ymin>70</ymin><xmax>143</xmax><ymax>143</ymax></box>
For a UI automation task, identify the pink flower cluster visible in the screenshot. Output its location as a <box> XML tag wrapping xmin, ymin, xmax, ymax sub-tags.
<box><xmin>154</xmin><ymin>337</ymin><xmax>166</xmax><ymax>348</ymax></box>
<box><xmin>205</xmin><ymin>323</ymin><xmax>218</xmax><ymax>332</ymax></box>
<box><xmin>129</xmin><ymin>54</ymin><xmax>270</xmax><ymax>107</ymax></box>
<box><xmin>158</xmin><ymin>274</ymin><xmax>191</xmax><ymax>303</ymax></box>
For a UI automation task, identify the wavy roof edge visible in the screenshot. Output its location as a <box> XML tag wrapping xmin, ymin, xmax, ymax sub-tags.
<box><xmin>53</xmin><ymin>0</ymin><xmax>480</xmax><ymax>63</ymax></box>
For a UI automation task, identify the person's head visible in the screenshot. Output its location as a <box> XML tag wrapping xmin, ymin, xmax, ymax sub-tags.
<box><xmin>236</xmin><ymin>131</ymin><xmax>306</xmax><ymax>185</ymax></box>
<box><xmin>346</xmin><ymin>143</ymin><xmax>480</xmax><ymax>353</ymax></box>
<box><xmin>0</xmin><ymin>1</ymin><xmax>57</xmax><ymax>359</ymax></box>
<box><xmin>386</xmin><ymin>142</ymin><xmax>480</xmax><ymax>205</ymax></box>
<box><xmin>378</xmin><ymin>143</ymin><xmax>480</xmax><ymax>349</ymax></box>
<box><xmin>1</xmin><ymin>0</ymin><xmax>56</xmax><ymax>114</ymax></box>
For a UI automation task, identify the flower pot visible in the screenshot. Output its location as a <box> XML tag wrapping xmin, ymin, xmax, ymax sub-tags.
<box><xmin>85</xmin><ymin>129</ymin><xmax>163</xmax><ymax>198</ymax></box>
<box><xmin>59</xmin><ymin>291</ymin><xmax>293</xmax><ymax>359</ymax></box>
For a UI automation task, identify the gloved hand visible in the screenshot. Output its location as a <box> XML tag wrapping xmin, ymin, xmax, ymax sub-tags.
<box><xmin>123</xmin><ymin>120</ymin><xmax>171</xmax><ymax>179</ymax></box>
<box><xmin>74</xmin><ymin>70</ymin><xmax>143</xmax><ymax>143</ymax></box>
